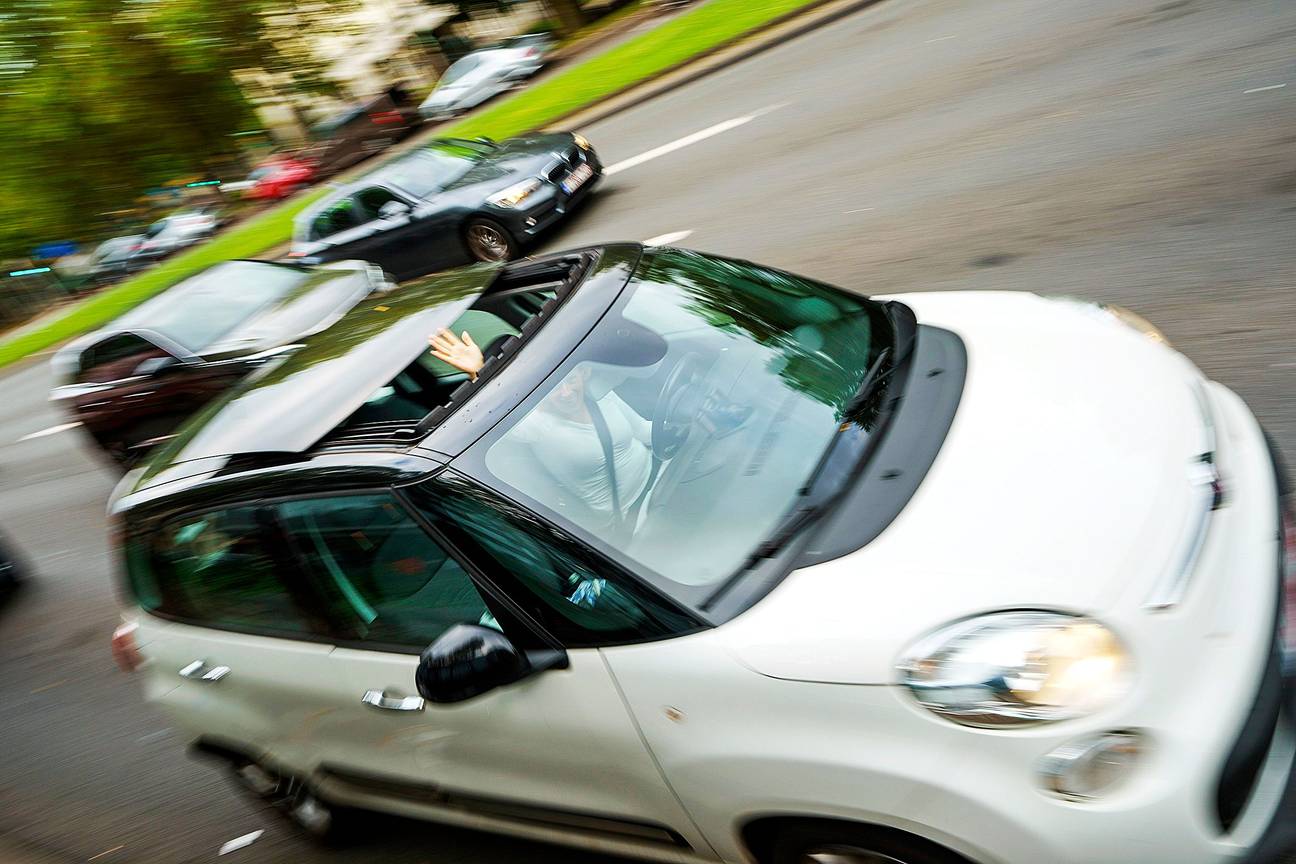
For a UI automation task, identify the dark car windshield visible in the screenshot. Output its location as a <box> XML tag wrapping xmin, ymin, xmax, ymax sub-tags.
<box><xmin>114</xmin><ymin>261</ymin><xmax>315</xmax><ymax>353</ymax></box>
<box><xmin>373</xmin><ymin>142</ymin><xmax>491</xmax><ymax>198</ymax></box>
<box><xmin>467</xmin><ymin>249</ymin><xmax>890</xmax><ymax>605</ymax></box>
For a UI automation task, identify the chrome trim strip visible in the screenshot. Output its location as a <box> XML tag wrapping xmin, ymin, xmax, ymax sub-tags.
<box><xmin>1145</xmin><ymin>382</ymin><xmax>1223</xmax><ymax>610</ymax></box>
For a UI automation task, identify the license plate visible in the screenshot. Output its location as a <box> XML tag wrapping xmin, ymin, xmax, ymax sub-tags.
<box><xmin>561</xmin><ymin>163</ymin><xmax>594</xmax><ymax>195</ymax></box>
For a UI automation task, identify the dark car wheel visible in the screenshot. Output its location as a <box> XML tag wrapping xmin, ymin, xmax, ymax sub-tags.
<box><xmin>772</xmin><ymin>825</ymin><xmax>968</xmax><ymax>864</ymax></box>
<box><xmin>465</xmin><ymin>218</ymin><xmax>518</xmax><ymax>263</ymax></box>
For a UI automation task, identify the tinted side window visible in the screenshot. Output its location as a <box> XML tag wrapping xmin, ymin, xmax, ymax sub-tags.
<box><xmin>355</xmin><ymin>186</ymin><xmax>404</xmax><ymax>220</ymax></box>
<box><xmin>78</xmin><ymin>334</ymin><xmax>168</xmax><ymax>383</ymax></box>
<box><xmin>309</xmin><ymin>197</ymin><xmax>362</xmax><ymax>240</ymax></box>
<box><xmin>279</xmin><ymin>494</ymin><xmax>493</xmax><ymax>650</ymax></box>
<box><xmin>407</xmin><ymin>474</ymin><xmax>698</xmax><ymax>648</ymax></box>
<box><xmin>129</xmin><ymin>506</ymin><xmax>320</xmax><ymax>636</ymax></box>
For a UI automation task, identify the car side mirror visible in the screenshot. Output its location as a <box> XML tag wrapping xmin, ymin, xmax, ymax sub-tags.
<box><xmin>475</xmin><ymin>136</ymin><xmax>496</xmax><ymax>146</ymax></box>
<box><xmin>415</xmin><ymin>624</ymin><xmax>567</xmax><ymax>704</ymax></box>
<box><xmin>379</xmin><ymin>200</ymin><xmax>411</xmax><ymax>219</ymax></box>
<box><xmin>134</xmin><ymin>355</ymin><xmax>184</xmax><ymax>377</ymax></box>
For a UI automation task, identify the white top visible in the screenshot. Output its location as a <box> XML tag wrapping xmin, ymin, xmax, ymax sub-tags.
<box><xmin>512</xmin><ymin>391</ymin><xmax>653</xmax><ymax>520</ymax></box>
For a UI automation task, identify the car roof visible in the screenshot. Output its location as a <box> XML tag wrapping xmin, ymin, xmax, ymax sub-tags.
<box><xmin>128</xmin><ymin>262</ymin><xmax>502</xmax><ymax>475</ymax></box>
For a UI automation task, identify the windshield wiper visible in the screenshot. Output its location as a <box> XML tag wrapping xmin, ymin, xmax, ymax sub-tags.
<box><xmin>845</xmin><ymin>346</ymin><xmax>893</xmax><ymax>417</ymax></box>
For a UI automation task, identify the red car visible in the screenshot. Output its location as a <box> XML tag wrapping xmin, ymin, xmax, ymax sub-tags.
<box><xmin>247</xmin><ymin>155</ymin><xmax>318</xmax><ymax>201</ymax></box>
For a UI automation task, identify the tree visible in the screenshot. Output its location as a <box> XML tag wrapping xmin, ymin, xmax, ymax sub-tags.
<box><xmin>430</xmin><ymin>0</ymin><xmax>586</xmax><ymax>38</ymax></box>
<box><xmin>0</xmin><ymin>0</ymin><xmax>358</xmax><ymax>259</ymax></box>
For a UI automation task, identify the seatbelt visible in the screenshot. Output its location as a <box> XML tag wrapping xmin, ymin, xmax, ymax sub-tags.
<box><xmin>583</xmin><ymin>392</ymin><xmax>624</xmax><ymax>530</ymax></box>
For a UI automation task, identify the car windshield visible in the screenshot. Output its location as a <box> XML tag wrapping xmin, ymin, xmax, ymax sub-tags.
<box><xmin>114</xmin><ymin>261</ymin><xmax>314</xmax><ymax>353</ymax></box>
<box><xmin>470</xmin><ymin>249</ymin><xmax>890</xmax><ymax>605</ymax></box>
<box><xmin>372</xmin><ymin>142</ymin><xmax>490</xmax><ymax>197</ymax></box>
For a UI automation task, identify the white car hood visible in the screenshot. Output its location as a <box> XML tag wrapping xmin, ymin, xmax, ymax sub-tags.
<box><xmin>721</xmin><ymin>291</ymin><xmax>1209</xmax><ymax>684</ymax></box>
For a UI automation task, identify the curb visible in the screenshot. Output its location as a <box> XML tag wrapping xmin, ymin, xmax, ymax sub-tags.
<box><xmin>545</xmin><ymin>0</ymin><xmax>887</xmax><ymax>132</ymax></box>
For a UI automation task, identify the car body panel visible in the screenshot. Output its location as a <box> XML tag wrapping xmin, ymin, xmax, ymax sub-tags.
<box><xmin>721</xmin><ymin>290</ymin><xmax>1208</xmax><ymax>685</ymax></box>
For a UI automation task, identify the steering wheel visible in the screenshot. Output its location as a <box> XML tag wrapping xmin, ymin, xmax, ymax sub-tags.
<box><xmin>651</xmin><ymin>354</ymin><xmax>707</xmax><ymax>460</ymax></box>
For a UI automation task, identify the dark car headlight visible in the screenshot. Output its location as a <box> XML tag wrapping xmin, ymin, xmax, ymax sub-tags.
<box><xmin>488</xmin><ymin>178</ymin><xmax>543</xmax><ymax>208</ymax></box>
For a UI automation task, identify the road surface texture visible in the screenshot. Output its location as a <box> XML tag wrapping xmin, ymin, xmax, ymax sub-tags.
<box><xmin>2</xmin><ymin>0</ymin><xmax>1294</xmax><ymax>860</ymax></box>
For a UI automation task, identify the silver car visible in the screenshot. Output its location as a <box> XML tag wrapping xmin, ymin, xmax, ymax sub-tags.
<box><xmin>418</xmin><ymin>42</ymin><xmax>550</xmax><ymax>120</ymax></box>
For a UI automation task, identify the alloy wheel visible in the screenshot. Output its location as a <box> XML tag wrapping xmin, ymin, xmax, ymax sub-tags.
<box><xmin>467</xmin><ymin>222</ymin><xmax>512</xmax><ymax>261</ymax></box>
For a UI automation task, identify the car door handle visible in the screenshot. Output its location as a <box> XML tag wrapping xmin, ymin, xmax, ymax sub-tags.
<box><xmin>361</xmin><ymin>690</ymin><xmax>424</xmax><ymax>712</ymax></box>
<box><xmin>179</xmin><ymin>660</ymin><xmax>230</xmax><ymax>682</ymax></box>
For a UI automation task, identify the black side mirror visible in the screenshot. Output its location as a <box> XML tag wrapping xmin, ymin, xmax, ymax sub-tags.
<box><xmin>475</xmin><ymin>135</ymin><xmax>496</xmax><ymax>146</ymax></box>
<box><xmin>415</xmin><ymin>624</ymin><xmax>566</xmax><ymax>704</ymax></box>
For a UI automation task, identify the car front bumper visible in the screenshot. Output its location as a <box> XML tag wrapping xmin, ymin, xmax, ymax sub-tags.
<box><xmin>494</xmin><ymin>149</ymin><xmax>603</xmax><ymax>240</ymax></box>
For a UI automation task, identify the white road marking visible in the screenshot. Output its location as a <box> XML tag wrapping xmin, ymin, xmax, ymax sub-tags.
<box><xmin>1271</xmin><ymin>361</ymin><xmax>1296</xmax><ymax>369</ymax></box>
<box><xmin>1243</xmin><ymin>83</ymin><xmax>1287</xmax><ymax>94</ymax></box>
<box><xmin>643</xmin><ymin>230</ymin><xmax>694</xmax><ymax>246</ymax></box>
<box><xmin>924</xmin><ymin>35</ymin><xmax>956</xmax><ymax>43</ymax></box>
<box><xmin>602</xmin><ymin>103</ymin><xmax>787</xmax><ymax>176</ymax></box>
<box><xmin>845</xmin><ymin>207</ymin><xmax>876</xmax><ymax>214</ymax></box>
<box><xmin>218</xmin><ymin>831</ymin><xmax>264</xmax><ymax>856</ymax></box>
<box><xmin>87</xmin><ymin>847</ymin><xmax>124</xmax><ymax>861</ymax></box>
<box><xmin>16</xmin><ymin>421</ymin><xmax>80</xmax><ymax>442</ymax></box>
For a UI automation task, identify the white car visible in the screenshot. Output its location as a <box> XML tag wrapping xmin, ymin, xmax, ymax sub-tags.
<box><xmin>134</xmin><ymin>209</ymin><xmax>221</xmax><ymax>261</ymax></box>
<box><xmin>418</xmin><ymin>45</ymin><xmax>547</xmax><ymax>120</ymax></box>
<box><xmin>109</xmin><ymin>245</ymin><xmax>1296</xmax><ymax>864</ymax></box>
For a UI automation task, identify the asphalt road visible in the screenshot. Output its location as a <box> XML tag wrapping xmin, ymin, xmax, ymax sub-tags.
<box><xmin>2</xmin><ymin>0</ymin><xmax>1295</xmax><ymax>861</ymax></box>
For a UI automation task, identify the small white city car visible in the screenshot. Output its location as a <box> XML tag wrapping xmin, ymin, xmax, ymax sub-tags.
<box><xmin>110</xmin><ymin>245</ymin><xmax>1296</xmax><ymax>864</ymax></box>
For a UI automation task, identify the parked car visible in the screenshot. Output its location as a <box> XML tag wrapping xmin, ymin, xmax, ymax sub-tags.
<box><xmin>109</xmin><ymin>244</ymin><xmax>1296</xmax><ymax>864</ymax></box>
<box><xmin>246</xmin><ymin>155</ymin><xmax>319</xmax><ymax>202</ymax></box>
<box><xmin>87</xmin><ymin>234</ymin><xmax>146</xmax><ymax>285</ymax></box>
<box><xmin>418</xmin><ymin>44</ymin><xmax>548</xmax><ymax>120</ymax></box>
<box><xmin>133</xmin><ymin>209</ymin><xmax>221</xmax><ymax>262</ymax></box>
<box><xmin>304</xmin><ymin>92</ymin><xmax>421</xmax><ymax>178</ymax></box>
<box><xmin>49</xmin><ymin>258</ymin><xmax>389</xmax><ymax>466</ymax></box>
<box><xmin>291</xmin><ymin>133</ymin><xmax>600</xmax><ymax>279</ymax></box>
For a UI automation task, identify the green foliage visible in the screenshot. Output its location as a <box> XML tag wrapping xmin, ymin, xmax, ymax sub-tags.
<box><xmin>0</xmin><ymin>0</ymin><xmax>824</xmax><ymax>369</ymax></box>
<box><xmin>0</xmin><ymin>0</ymin><xmax>356</xmax><ymax>260</ymax></box>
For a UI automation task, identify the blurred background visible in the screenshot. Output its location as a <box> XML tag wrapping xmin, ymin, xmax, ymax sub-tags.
<box><xmin>1</xmin><ymin>0</ymin><xmax>1295</xmax><ymax>861</ymax></box>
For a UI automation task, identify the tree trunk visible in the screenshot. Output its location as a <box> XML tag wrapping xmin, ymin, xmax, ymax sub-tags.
<box><xmin>544</xmin><ymin>0</ymin><xmax>587</xmax><ymax>36</ymax></box>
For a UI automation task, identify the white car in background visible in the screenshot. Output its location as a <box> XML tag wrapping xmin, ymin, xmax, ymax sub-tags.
<box><xmin>418</xmin><ymin>41</ymin><xmax>551</xmax><ymax>120</ymax></box>
<box><xmin>133</xmin><ymin>209</ymin><xmax>221</xmax><ymax>261</ymax></box>
<box><xmin>109</xmin><ymin>246</ymin><xmax>1296</xmax><ymax>864</ymax></box>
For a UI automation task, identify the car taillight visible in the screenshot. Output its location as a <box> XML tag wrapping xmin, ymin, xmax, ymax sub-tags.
<box><xmin>111</xmin><ymin>621</ymin><xmax>142</xmax><ymax>673</ymax></box>
<box><xmin>370</xmin><ymin>110</ymin><xmax>402</xmax><ymax>125</ymax></box>
<box><xmin>525</xmin><ymin>48</ymin><xmax>537</xmax><ymax>57</ymax></box>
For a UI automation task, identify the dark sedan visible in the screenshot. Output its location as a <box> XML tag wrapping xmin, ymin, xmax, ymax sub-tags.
<box><xmin>49</xmin><ymin>258</ymin><xmax>388</xmax><ymax>466</ymax></box>
<box><xmin>290</xmin><ymin>133</ymin><xmax>600</xmax><ymax>280</ymax></box>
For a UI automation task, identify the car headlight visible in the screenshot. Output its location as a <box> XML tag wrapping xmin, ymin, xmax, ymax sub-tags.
<box><xmin>487</xmin><ymin>178</ymin><xmax>542</xmax><ymax>208</ymax></box>
<box><xmin>898</xmin><ymin>611</ymin><xmax>1130</xmax><ymax>728</ymax></box>
<box><xmin>1102</xmin><ymin>304</ymin><xmax>1170</xmax><ymax>345</ymax></box>
<box><xmin>572</xmin><ymin>133</ymin><xmax>591</xmax><ymax>150</ymax></box>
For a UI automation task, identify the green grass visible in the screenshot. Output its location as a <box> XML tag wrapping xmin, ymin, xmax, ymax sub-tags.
<box><xmin>0</xmin><ymin>0</ymin><xmax>824</xmax><ymax>369</ymax></box>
